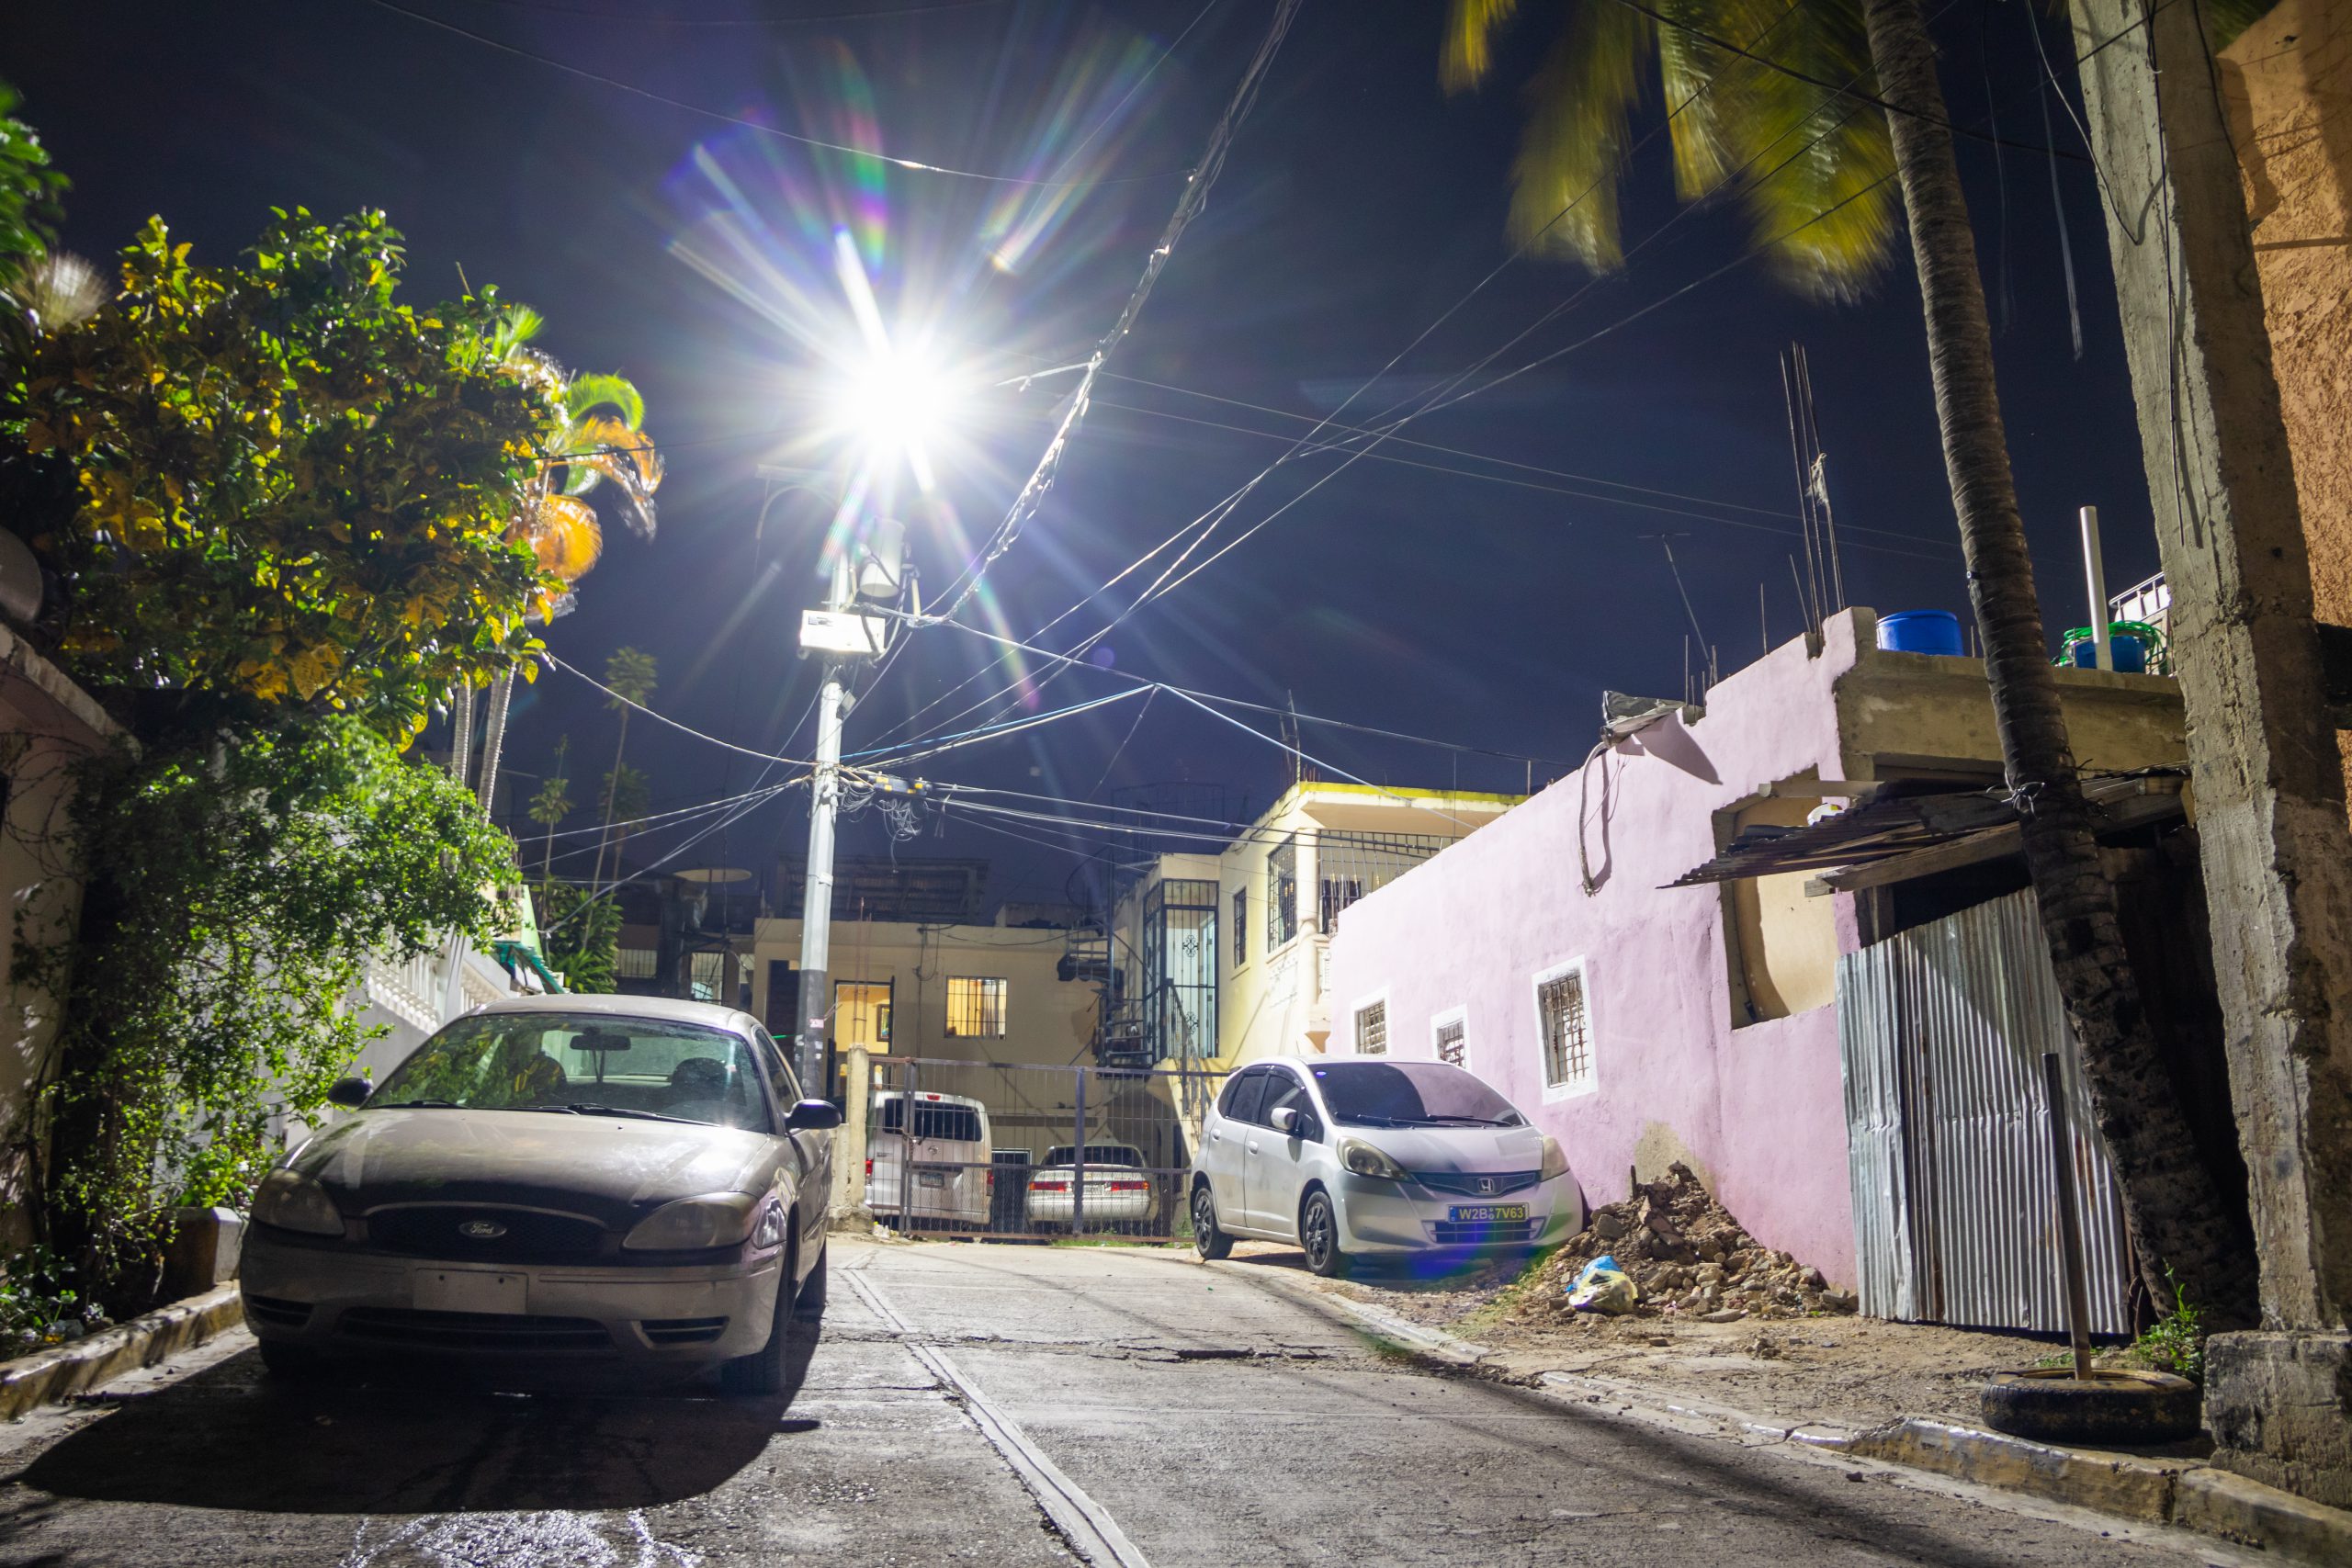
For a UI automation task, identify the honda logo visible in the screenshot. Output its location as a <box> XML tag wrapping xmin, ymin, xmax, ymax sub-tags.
<box><xmin>458</xmin><ymin>1219</ymin><xmax>508</xmax><ymax>1240</ymax></box>
<box><xmin>1476</xmin><ymin>1177</ymin><xmax>1497</xmax><ymax>1195</ymax></box>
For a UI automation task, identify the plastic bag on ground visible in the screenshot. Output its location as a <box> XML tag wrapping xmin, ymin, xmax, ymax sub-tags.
<box><xmin>1566</xmin><ymin>1253</ymin><xmax>1639</xmax><ymax>1314</ymax></box>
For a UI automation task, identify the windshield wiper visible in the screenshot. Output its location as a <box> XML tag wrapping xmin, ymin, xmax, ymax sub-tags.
<box><xmin>376</xmin><ymin>1099</ymin><xmax>460</xmax><ymax>1109</ymax></box>
<box><xmin>1420</xmin><ymin>1114</ymin><xmax>1521</xmax><ymax>1127</ymax></box>
<box><xmin>1334</xmin><ymin>1112</ymin><xmax>1425</xmax><ymax>1127</ymax></box>
<box><xmin>513</xmin><ymin>1103</ymin><xmax>699</xmax><ymax>1125</ymax></box>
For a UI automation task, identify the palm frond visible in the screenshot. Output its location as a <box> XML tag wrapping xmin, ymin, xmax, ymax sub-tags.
<box><xmin>559</xmin><ymin>414</ymin><xmax>663</xmax><ymax>540</ymax></box>
<box><xmin>1506</xmin><ymin>1</ymin><xmax>1654</xmax><ymax>270</ymax></box>
<box><xmin>1442</xmin><ymin>0</ymin><xmax>1524</xmax><ymax>93</ymax></box>
<box><xmin>490</xmin><ymin>303</ymin><xmax>545</xmax><ymax>361</ymax></box>
<box><xmin>526</xmin><ymin>492</ymin><xmax>605</xmax><ymax>581</ymax></box>
<box><xmin>563</xmin><ymin>371</ymin><xmax>646</xmax><ymax>431</ymax></box>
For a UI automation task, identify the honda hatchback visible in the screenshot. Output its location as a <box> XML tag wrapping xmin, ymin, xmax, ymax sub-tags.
<box><xmin>1189</xmin><ymin>1058</ymin><xmax>1581</xmax><ymax>1276</ymax></box>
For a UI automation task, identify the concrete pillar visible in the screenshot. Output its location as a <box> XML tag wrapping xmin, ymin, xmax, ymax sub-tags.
<box><xmin>2075</xmin><ymin>0</ymin><xmax>2352</xmax><ymax>1506</ymax></box>
<box><xmin>836</xmin><ymin>1044</ymin><xmax>871</xmax><ymax>1223</ymax></box>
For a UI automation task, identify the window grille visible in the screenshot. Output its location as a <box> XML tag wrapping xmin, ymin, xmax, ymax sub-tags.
<box><xmin>1435</xmin><ymin>1017</ymin><xmax>1466</xmax><ymax>1066</ymax></box>
<box><xmin>1232</xmin><ymin>887</ymin><xmax>1248</xmax><ymax>966</ymax></box>
<box><xmin>688</xmin><ymin>951</ymin><xmax>726</xmax><ymax>1001</ymax></box>
<box><xmin>1313</xmin><ymin>832</ymin><xmax>1452</xmax><ymax>931</ymax></box>
<box><xmin>945</xmin><ymin>976</ymin><xmax>1008</xmax><ymax>1037</ymax></box>
<box><xmin>1538</xmin><ymin>965</ymin><xmax>1592</xmax><ymax>1090</ymax></box>
<box><xmin>1266</xmin><ymin>836</ymin><xmax>1298</xmax><ymax>949</ymax></box>
<box><xmin>1144</xmin><ymin>878</ymin><xmax>1217</xmax><ymax>1063</ymax></box>
<box><xmin>1355</xmin><ymin>1000</ymin><xmax>1388</xmax><ymax>1055</ymax></box>
<box><xmin>616</xmin><ymin>947</ymin><xmax>659</xmax><ymax>980</ymax></box>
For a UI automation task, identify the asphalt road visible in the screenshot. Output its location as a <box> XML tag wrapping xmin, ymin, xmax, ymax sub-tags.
<box><xmin>0</xmin><ymin>1241</ymin><xmax>2241</xmax><ymax>1567</ymax></box>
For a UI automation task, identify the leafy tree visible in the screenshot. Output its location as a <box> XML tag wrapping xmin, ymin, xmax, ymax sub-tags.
<box><xmin>1444</xmin><ymin>0</ymin><xmax>2258</xmax><ymax>1321</ymax></box>
<box><xmin>537</xmin><ymin>882</ymin><xmax>623</xmax><ymax>995</ymax></box>
<box><xmin>527</xmin><ymin>734</ymin><xmax>574</xmax><ymax>888</ymax></box>
<box><xmin>590</xmin><ymin>649</ymin><xmax>659</xmax><ymax>888</ymax></box>
<box><xmin>0</xmin><ymin>80</ymin><xmax>66</xmax><ymax>266</ymax></box>
<box><xmin>0</xmin><ymin>208</ymin><xmax>563</xmax><ymax>742</ymax></box>
<box><xmin>598</xmin><ymin>762</ymin><xmax>654</xmax><ymax>872</ymax></box>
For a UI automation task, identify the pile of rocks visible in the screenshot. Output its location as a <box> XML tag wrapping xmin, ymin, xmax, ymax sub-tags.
<box><xmin>1522</xmin><ymin>1162</ymin><xmax>1857</xmax><ymax>1322</ymax></box>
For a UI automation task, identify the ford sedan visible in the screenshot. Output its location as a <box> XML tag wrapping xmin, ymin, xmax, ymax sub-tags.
<box><xmin>240</xmin><ymin>994</ymin><xmax>838</xmax><ymax>1393</ymax></box>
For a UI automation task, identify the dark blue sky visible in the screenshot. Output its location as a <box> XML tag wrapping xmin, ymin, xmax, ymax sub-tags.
<box><xmin>8</xmin><ymin>0</ymin><xmax>2160</xmax><ymax>910</ymax></box>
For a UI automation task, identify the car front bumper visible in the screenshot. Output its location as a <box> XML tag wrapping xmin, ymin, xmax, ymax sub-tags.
<box><xmin>240</xmin><ymin>1228</ymin><xmax>784</xmax><ymax>1370</ymax></box>
<box><xmin>1329</xmin><ymin>1172</ymin><xmax>1582</xmax><ymax>1255</ymax></box>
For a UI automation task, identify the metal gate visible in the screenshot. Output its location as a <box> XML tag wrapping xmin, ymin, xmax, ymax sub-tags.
<box><xmin>857</xmin><ymin>1057</ymin><xmax>1207</xmax><ymax>1241</ymax></box>
<box><xmin>1837</xmin><ymin>889</ymin><xmax>2136</xmax><ymax>1335</ymax></box>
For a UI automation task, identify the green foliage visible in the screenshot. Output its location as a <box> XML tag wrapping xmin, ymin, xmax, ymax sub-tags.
<box><xmin>537</xmin><ymin>881</ymin><xmax>623</xmax><ymax>995</ymax></box>
<box><xmin>15</xmin><ymin>717</ymin><xmax>517</xmax><ymax>1308</ymax></box>
<box><xmin>0</xmin><ymin>207</ymin><xmax>567</xmax><ymax>741</ymax></box>
<box><xmin>2132</xmin><ymin>1268</ymin><xmax>2208</xmax><ymax>1382</ymax></box>
<box><xmin>528</xmin><ymin>773</ymin><xmax>573</xmax><ymax>829</ymax></box>
<box><xmin>0</xmin><ymin>80</ymin><xmax>67</xmax><ymax>265</ymax></box>
<box><xmin>1</xmin><ymin>1245</ymin><xmax>103</xmax><ymax>1352</ymax></box>
<box><xmin>604</xmin><ymin>646</ymin><xmax>660</xmax><ymax>709</ymax></box>
<box><xmin>1442</xmin><ymin>0</ymin><xmax>1896</xmax><ymax>300</ymax></box>
<box><xmin>602</xmin><ymin>762</ymin><xmax>652</xmax><ymax>825</ymax></box>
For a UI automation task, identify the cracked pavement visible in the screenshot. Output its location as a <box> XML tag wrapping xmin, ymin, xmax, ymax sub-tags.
<box><xmin>0</xmin><ymin>1242</ymin><xmax>2243</xmax><ymax>1565</ymax></box>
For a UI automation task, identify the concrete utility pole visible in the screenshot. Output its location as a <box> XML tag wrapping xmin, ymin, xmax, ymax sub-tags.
<box><xmin>2074</xmin><ymin>0</ymin><xmax>2352</xmax><ymax>1508</ymax></box>
<box><xmin>792</xmin><ymin>547</ymin><xmax>854</xmax><ymax>1091</ymax></box>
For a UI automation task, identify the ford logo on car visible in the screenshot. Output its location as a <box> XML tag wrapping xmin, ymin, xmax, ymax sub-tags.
<box><xmin>458</xmin><ymin>1219</ymin><xmax>508</xmax><ymax>1240</ymax></box>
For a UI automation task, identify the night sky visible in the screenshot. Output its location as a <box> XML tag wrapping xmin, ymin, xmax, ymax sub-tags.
<box><xmin>7</xmin><ymin>0</ymin><xmax>2159</xmax><ymax>910</ymax></box>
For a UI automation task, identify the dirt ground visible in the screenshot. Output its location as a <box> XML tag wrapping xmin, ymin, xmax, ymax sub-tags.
<box><xmin>1227</xmin><ymin>1241</ymin><xmax>2073</xmax><ymax>1435</ymax></box>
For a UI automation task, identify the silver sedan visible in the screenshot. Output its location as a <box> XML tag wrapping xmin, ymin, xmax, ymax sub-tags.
<box><xmin>240</xmin><ymin>994</ymin><xmax>837</xmax><ymax>1393</ymax></box>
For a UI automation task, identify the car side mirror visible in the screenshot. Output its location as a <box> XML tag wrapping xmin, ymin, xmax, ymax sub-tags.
<box><xmin>1270</xmin><ymin>1106</ymin><xmax>1299</xmax><ymax>1134</ymax></box>
<box><xmin>327</xmin><ymin>1076</ymin><xmax>372</xmax><ymax>1110</ymax></box>
<box><xmin>786</xmin><ymin>1098</ymin><xmax>843</xmax><ymax>1132</ymax></box>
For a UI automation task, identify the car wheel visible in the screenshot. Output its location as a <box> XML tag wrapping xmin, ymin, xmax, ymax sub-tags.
<box><xmin>720</xmin><ymin>1254</ymin><xmax>799</xmax><ymax>1397</ymax></box>
<box><xmin>257</xmin><ymin>1339</ymin><xmax>330</xmax><ymax>1382</ymax></box>
<box><xmin>1300</xmin><ymin>1190</ymin><xmax>1350</xmax><ymax>1278</ymax></box>
<box><xmin>795</xmin><ymin>1240</ymin><xmax>828</xmax><ymax>1319</ymax></box>
<box><xmin>1191</xmin><ymin>1182</ymin><xmax>1234</xmax><ymax>1260</ymax></box>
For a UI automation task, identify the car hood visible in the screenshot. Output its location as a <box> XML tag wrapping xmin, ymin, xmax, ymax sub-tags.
<box><xmin>287</xmin><ymin>1109</ymin><xmax>778</xmax><ymax>1226</ymax></box>
<box><xmin>1333</xmin><ymin>1123</ymin><xmax>1548</xmax><ymax>1173</ymax></box>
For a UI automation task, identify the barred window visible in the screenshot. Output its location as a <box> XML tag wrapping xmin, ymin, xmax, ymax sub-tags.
<box><xmin>688</xmin><ymin>951</ymin><xmax>725</xmax><ymax>1001</ymax></box>
<box><xmin>1266</xmin><ymin>836</ymin><xmax>1298</xmax><ymax>949</ymax></box>
<box><xmin>616</xmin><ymin>947</ymin><xmax>659</xmax><ymax>980</ymax></box>
<box><xmin>1435</xmin><ymin>1016</ymin><xmax>1466</xmax><ymax>1067</ymax></box>
<box><xmin>1537</xmin><ymin>964</ymin><xmax>1593</xmax><ymax>1091</ymax></box>
<box><xmin>1232</xmin><ymin>887</ymin><xmax>1248</xmax><ymax>966</ymax></box>
<box><xmin>946</xmin><ymin>976</ymin><xmax>1007</xmax><ymax>1038</ymax></box>
<box><xmin>1354</xmin><ymin>1000</ymin><xmax>1388</xmax><ymax>1055</ymax></box>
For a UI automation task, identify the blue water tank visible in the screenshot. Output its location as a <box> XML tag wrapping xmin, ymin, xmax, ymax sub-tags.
<box><xmin>2071</xmin><ymin>634</ymin><xmax>2147</xmax><ymax>674</ymax></box>
<box><xmin>1876</xmin><ymin>610</ymin><xmax>1964</xmax><ymax>657</ymax></box>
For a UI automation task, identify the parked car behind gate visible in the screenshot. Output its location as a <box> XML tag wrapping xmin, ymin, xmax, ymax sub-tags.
<box><xmin>1188</xmin><ymin>1058</ymin><xmax>1581</xmax><ymax>1276</ymax></box>
<box><xmin>865</xmin><ymin>1089</ymin><xmax>993</xmax><ymax>1231</ymax></box>
<box><xmin>1024</xmin><ymin>1143</ymin><xmax>1153</xmax><ymax>1231</ymax></box>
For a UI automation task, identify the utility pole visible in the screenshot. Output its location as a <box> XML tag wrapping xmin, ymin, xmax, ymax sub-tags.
<box><xmin>792</xmin><ymin>547</ymin><xmax>854</xmax><ymax>1091</ymax></box>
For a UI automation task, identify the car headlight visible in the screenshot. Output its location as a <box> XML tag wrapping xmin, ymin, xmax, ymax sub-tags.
<box><xmin>251</xmin><ymin>1169</ymin><xmax>345</xmax><ymax>1237</ymax></box>
<box><xmin>1540</xmin><ymin>1134</ymin><xmax>1570</xmax><ymax>1182</ymax></box>
<box><xmin>623</xmin><ymin>1193</ymin><xmax>760</xmax><ymax>1251</ymax></box>
<box><xmin>1338</xmin><ymin>1137</ymin><xmax>1407</xmax><ymax>1180</ymax></box>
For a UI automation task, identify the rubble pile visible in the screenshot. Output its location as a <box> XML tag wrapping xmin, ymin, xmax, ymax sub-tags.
<box><xmin>1522</xmin><ymin>1162</ymin><xmax>1858</xmax><ymax>1322</ymax></box>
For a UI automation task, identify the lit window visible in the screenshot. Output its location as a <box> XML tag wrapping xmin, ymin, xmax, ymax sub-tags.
<box><xmin>1536</xmin><ymin>963</ymin><xmax>1593</xmax><ymax>1093</ymax></box>
<box><xmin>1355</xmin><ymin>1000</ymin><xmax>1387</xmax><ymax>1055</ymax></box>
<box><xmin>946</xmin><ymin>976</ymin><xmax>1007</xmax><ymax>1038</ymax></box>
<box><xmin>1435</xmin><ymin>1016</ymin><xmax>1466</xmax><ymax>1067</ymax></box>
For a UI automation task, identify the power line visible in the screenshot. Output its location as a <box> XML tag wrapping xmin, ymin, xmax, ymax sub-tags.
<box><xmin>357</xmin><ymin>0</ymin><xmax>1189</xmax><ymax>187</ymax></box>
<box><xmin>452</xmin><ymin>0</ymin><xmax>1010</xmax><ymax>23</ymax></box>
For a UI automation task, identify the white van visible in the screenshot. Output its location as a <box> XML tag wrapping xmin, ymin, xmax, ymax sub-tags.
<box><xmin>866</xmin><ymin>1089</ymin><xmax>993</xmax><ymax>1231</ymax></box>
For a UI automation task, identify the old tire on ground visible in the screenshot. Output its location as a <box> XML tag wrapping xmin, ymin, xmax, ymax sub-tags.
<box><xmin>1979</xmin><ymin>1368</ymin><xmax>2201</xmax><ymax>1445</ymax></box>
<box><xmin>720</xmin><ymin>1253</ymin><xmax>801</xmax><ymax>1397</ymax></box>
<box><xmin>1300</xmin><ymin>1190</ymin><xmax>1350</xmax><ymax>1279</ymax></box>
<box><xmin>1192</xmin><ymin>1182</ymin><xmax>1233</xmax><ymax>1260</ymax></box>
<box><xmin>257</xmin><ymin>1339</ymin><xmax>330</xmax><ymax>1382</ymax></box>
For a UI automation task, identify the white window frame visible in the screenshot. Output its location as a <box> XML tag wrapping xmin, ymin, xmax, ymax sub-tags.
<box><xmin>1350</xmin><ymin>987</ymin><xmax>1391</xmax><ymax>1057</ymax></box>
<box><xmin>1530</xmin><ymin>957</ymin><xmax>1597</xmax><ymax>1102</ymax></box>
<box><xmin>1430</xmin><ymin>1005</ymin><xmax>1469</xmax><ymax>1069</ymax></box>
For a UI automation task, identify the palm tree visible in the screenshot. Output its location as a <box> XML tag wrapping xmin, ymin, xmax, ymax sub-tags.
<box><xmin>461</xmin><ymin>307</ymin><xmax>663</xmax><ymax>814</ymax></box>
<box><xmin>590</xmin><ymin>649</ymin><xmax>659</xmax><ymax>892</ymax></box>
<box><xmin>1444</xmin><ymin>0</ymin><xmax>2256</xmax><ymax>1321</ymax></box>
<box><xmin>526</xmin><ymin>735</ymin><xmax>573</xmax><ymax>893</ymax></box>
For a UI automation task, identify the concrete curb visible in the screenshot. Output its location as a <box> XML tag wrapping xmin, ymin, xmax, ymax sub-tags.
<box><xmin>1224</xmin><ymin>1263</ymin><xmax>2352</xmax><ymax>1566</ymax></box>
<box><xmin>0</xmin><ymin>1284</ymin><xmax>243</xmax><ymax>1421</ymax></box>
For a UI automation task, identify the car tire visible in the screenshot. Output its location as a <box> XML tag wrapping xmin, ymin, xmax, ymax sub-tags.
<box><xmin>720</xmin><ymin>1254</ymin><xmax>800</xmax><ymax>1397</ymax></box>
<box><xmin>1300</xmin><ymin>1190</ymin><xmax>1351</xmax><ymax>1279</ymax></box>
<box><xmin>257</xmin><ymin>1338</ymin><xmax>330</xmax><ymax>1382</ymax></box>
<box><xmin>1979</xmin><ymin>1368</ymin><xmax>2200</xmax><ymax>1445</ymax></box>
<box><xmin>795</xmin><ymin>1240</ymin><xmax>828</xmax><ymax>1319</ymax></box>
<box><xmin>1192</xmin><ymin>1182</ymin><xmax>1233</xmax><ymax>1260</ymax></box>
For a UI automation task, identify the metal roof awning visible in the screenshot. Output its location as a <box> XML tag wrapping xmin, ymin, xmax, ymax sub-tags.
<box><xmin>1665</xmin><ymin>770</ymin><xmax>2188</xmax><ymax>894</ymax></box>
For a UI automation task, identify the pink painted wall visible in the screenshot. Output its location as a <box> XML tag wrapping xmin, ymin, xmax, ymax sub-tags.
<box><xmin>1325</xmin><ymin>616</ymin><xmax>1871</xmax><ymax>1286</ymax></box>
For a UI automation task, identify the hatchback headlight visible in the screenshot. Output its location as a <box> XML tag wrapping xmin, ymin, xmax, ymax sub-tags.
<box><xmin>623</xmin><ymin>1193</ymin><xmax>759</xmax><ymax>1251</ymax></box>
<box><xmin>1540</xmin><ymin>1134</ymin><xmax>1570</xmax><ymax>1182</ymax></box>
<box><xmin>1338</xmin><ymin>1137</ymin><xmax>1407</xmax><ymax>1180</ymax></box>
<box><xmin>251</xmin><ymin>1169</ymin><xmax>345</xmax><ymax>1237</ymax></box>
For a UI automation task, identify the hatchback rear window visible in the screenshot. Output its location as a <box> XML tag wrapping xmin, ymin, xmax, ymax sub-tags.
<box><xmin>879</xmin><ymin>1100</ymin><xmax>984</xmax><ymax>1142</ymax></box>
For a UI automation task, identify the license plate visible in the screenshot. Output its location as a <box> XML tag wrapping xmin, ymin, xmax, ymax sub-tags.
<box><xmin>413</xmin><ymin>1269</ymin><xmax>526</xmax><ymax>1314</ymax></box>
<box><xmin>918</xmin><ymin>1171</ymin><xmax>947</xmax><ymax>1188</ymax></box>
<box><xmin>1449</xmin><ymin>1204</ymin><xmax>1528</xmax><ymax>1224</ymax></box>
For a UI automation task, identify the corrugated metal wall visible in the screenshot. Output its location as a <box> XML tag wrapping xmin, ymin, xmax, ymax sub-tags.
<box><xmin>1836</xmin><ymin>890</ymin><xmax>2136</xmax><ymax>1335</ymax></box>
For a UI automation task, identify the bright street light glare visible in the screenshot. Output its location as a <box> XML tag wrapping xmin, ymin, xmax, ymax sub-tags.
<box><xmin>842</xmin><ymin>351</ymin><xmax>957</xmax><ymax>454</ymax></box>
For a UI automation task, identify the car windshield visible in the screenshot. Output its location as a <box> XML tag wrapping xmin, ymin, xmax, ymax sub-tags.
<box><xmin>1042</xmin><ymin>1145</ymin><xmax>1141</xmax><ymax>1168</ymax></box>
<box><xmin>369</xmin><ymin>1012</ymin><xmax>773</xmax><ymax>1132</ymax></box>
<box><xmin>1309</xmin><ymin>1062</ymin><xmax>1526</xmax><ymax>1129</ymax></box>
